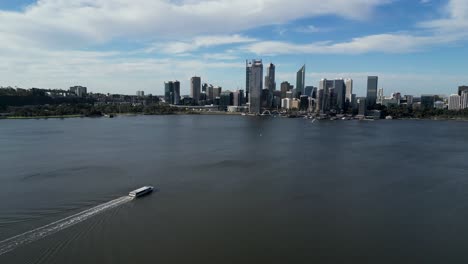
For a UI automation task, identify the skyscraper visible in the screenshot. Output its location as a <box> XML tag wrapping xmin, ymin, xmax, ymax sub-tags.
<box><xmin>449</xmin><ymin>94</ymin><xmax>461</xmax><ymax>110</ymax></box>
<box><xmin>296</xmin><ymin>65</ymin><xmax>305</xmax><ymax>96</ymax></box>
<box><xmin>317</xmin><ymin>79</ymin><xmax>334</xmax><ymax>113</ymax></box>
<box><xmin>458</xmin><ymin>86</ymin><xmax>468</xmax><ymax>96</ymax></box>
<box><xmin>345</xmin><ymin>78</ymin><xmax>353</xmax><ymax>103</ymax></box>
<box><xmin>461</xmin><ymin>91</ymin><xmax>468</xmax><ymax>109</ymax></box>
<box><xmin>248</xmin><ymin>59</ymin><xmax>263</xmax><ymax>113</ymax></box>
<box><xmin>334</xmin><ymin>79</ymin><xmax>345</xmax><ymax>111</ymax></box>
<box><xmin>246</xmin><ymin>60</ymin><xmax>252</xmax><ymax>102</ymax></box>
<box><xmin>265</xmin><ymin>63</ymin><xmax>276</xmax><ymax>92</ymax></box>
<box><xmin>190</xmin><ymin>76</ymin><xmax>201</xmax><ymax>104</ymax></box>
<box><xmin>233</xmin><ymin>90</ymin><xmax>245</xmax><ymax>106</ymax></box>
<box><xmin>173</xmin><ymin>81</ymin><xmax>180</xmax><ymax>105</ymax></box>
<box><xmin>164</xmin><ymin>81</ymin><xmax>174</xmax><ymax>104</ymax></box>
<box><xmin>377</xmin><ymin>88</ymin><xmax>384</xmax><ymax>104</ymax></box>
<box><xmin>366</xmin><ymin>76</ymin><xmax>378</xmax><ymax>108</ymax></box>
<box><xmin>280</xmin><ymin>81</ymin><xmax>291</xmax><ymax>99</ymax></box>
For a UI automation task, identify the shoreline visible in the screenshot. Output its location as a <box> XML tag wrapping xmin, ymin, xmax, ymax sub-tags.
<box><xmin>2</xmin><ymin>113</ymin><xmax>468</xmax><ymax>121</ymax></box>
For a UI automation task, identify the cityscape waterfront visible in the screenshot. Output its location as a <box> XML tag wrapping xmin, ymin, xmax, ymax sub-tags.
<box><xmin>1</xmin><ymin>60</ymin><xmax>468</xmax><ymax>120</ymax></box>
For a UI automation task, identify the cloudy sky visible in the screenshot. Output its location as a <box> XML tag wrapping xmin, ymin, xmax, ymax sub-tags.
<box><xmin>0</xmin><ymin>0</ymin><xmax>467</xmax><ymax>96</ymax></box>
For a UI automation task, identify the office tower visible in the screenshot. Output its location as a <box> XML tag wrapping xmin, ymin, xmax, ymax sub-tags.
<box><xmin>458</xmin><ymin>86</ymin><xmax>468</xmax><ymax>96</ymax></box>
<box><xmin>304</xmin><ymin>86</ymin><xmax>314</xmax><ymax>97</ymax></box>
<box><xmin>70</xmin><ymin>86</ymin><xmax>87</xmax><ymax>97</ymax></box>
<box><xmin>351</xmin><ymin>94</ymin><xmax>357</xmax><ymax>109</ymax></box>
<box><xmin>233</xmin><ymin>90</ymin><xmax>245</xmax><ymax>106</ymax></box>
<box><xmin>318</xmin><ymin>79</ymin><xmax>334</xmax><ymax>113</ymax></box>
<box><xmin>366</xmin><ymin>76</ymin><xmax>378</xmax><ymax>108</ymax></box>
<box><xmin>173</xmin><ymin>81</ymin><xmax>180</xmax><ymax>105</ymax></box>
<box><xmin>164</xmin><ymin>81</ymin><xmax>174</xmax><ymax>104</ymax></box>
<box><xmin>315</xmin><ymin>88</ymin><xmax>324</xmax><ymax>112</ymax></box>
<box><xmin>461</xmin><ymin>91</ymin><xmax>468</xmax><ymax>109</ymax></box>
<box><xmin>220</xmin><ymin>90</ymin><xmax>233</xmax><ymax>109</ymax></box>
<box><xmin>334</xmin><ymin>79</ymin><xmax>345</xmax><ymax>111</ymax></box>
<box><xmin>261</xmin><ymin>89</ymin><xmax>272</xmax><ymax>108</ymax></box>
<box><xmin>358</xmin><ymin>97</ymin><xmax>367</xmax><ymax>116</ymax></box>
<box><xmin>248</xmin><ymin>59</ymin><xmax>263</xmax><ymax>113</ymax></box>
<box><xmin>136</xmin><ymin>91</ymin><xmax>145</xmax><ymax>97</ymax></box>
<box><xmin>213</xmin><ymin>86</ymin><xmax>222</xmax><ymax>99</ymax></box>
<box><xmin>421</xmin><ymin>95</ymin><xmax>435</xmax><ymax>110</ymax></box>
<box><xmin>377</xmin><ymin>88</ymin><xmax>384</xmax><ymax>104</ymax></box>
<box><xmin>311</xmin><ymin>87</ymin><xmax>318</xmax><ymax>99</ymax></box>
<box><xmin>265</xmin><ymin>63</ymin><xmax>276</xmax><ymax>91</ymax></box>
<box><xmin>206</xmin><ymin>84</ymin><xmax>214</xmax><ymax>101</ymax></box>
<box><xmin>272</xmin><ymin>90</ymin><xmax>282</xmax><ymax>108</ymax></box>
<box><xmin>202</xmin><ymin>83</ymin><xmax>208</xmax><ymax>93</ymax></box>
<box><xmin>300</xmin><ymin>95</ymin><xmax>309</xmax><ymax>110</ymax></box>
<box><xmin>280</xmin><ymin>81</ymin><xmax>291</xmax><ymax>99</ymax></box>
<box><xmin>190</xmin><ymin>77</ymin><xmax>201</xmax><ymax>104</ymax></box>
<box><xmin>296</xmin><ymin>65</ymin><xmax>305</xmax><ymax>96</ymax></box>
<box><xmin>448</xmin><ymin>94</ymin><xmax>461</xmax><ymax>110</ymax></box>
<box><xmin>286</xmin><ymin>91</ymin><xmax>293</xmax><ymax>100</ymax></box>
<box><xmin>246</xmin><ymin>60</ymin><xmax>252</xmax><ymax>102</ymax></box>
<box><xmin>345</xmin><ymin>78</ymin><xmax>353</xmax><ymax>103</ymax></box>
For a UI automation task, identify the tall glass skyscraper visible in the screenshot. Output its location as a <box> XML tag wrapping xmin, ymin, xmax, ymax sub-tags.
<box><xmin>190</xmin><ymin>77</ymin><xmax>201</xmax><ymax>104</ymax></box>
<box><xmin>265</xmin><ymin>63</ymin><xmax>276</xmax><ymax>92</ymax></box>
<box><xmin>248</xmin><ymin>59</ymin><xmax>263</xmax><ymax>114</ymax></box>
<box><xmin>366</xmin><ymin>76</ymin><xmax>378</xmax><ymax>108</ymax></box>
<box><xmin>296</xmin><ymin>65</ymin><xmax>306</xmax><ymax>96</ymax></box>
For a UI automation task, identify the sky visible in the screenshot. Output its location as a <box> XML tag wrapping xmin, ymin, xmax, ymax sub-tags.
<box><xmin>0</xmin><ymin>0</ymin><xmax>467</xmax><ymax>96</ymax></box>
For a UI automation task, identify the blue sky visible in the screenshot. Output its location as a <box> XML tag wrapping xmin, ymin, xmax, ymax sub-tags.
<box><xmin>0</xmin><ymin>0</ymin><xmax>467</xmax><ymax>96</ymax></box>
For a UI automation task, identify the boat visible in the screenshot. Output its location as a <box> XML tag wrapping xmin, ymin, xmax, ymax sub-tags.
<box><xmin>129</xmin><ymin>186</ymin><xmax>154</xmax><ymax>198</ymax></box>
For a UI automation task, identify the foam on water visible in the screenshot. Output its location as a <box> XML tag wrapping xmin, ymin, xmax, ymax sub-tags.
<box><xmin>0</xmin><ymin>196</ymin><xmax>133</xmax><ymax>256</ymax></box>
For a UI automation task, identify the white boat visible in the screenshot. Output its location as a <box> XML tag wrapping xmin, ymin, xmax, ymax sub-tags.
<box><xmin>129</xmin><ymin>186</ymin><xmax>154</xmax><ymax>198</ymax></box>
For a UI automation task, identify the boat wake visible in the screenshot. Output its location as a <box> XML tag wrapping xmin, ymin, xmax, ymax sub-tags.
<box><xmin>0</xmin><ymin>196</ymin><xmax>133</xmax><ymax>256</ymax></box>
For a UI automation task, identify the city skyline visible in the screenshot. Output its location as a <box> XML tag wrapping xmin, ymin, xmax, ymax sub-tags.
<box><xmin>0</xmin><ymin>0</ymin><xmax>467</xmax><ymax>95</ymax></box>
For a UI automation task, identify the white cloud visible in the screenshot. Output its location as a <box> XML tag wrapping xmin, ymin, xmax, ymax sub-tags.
<box><xmin>147</xmin><ymin>34</ymin><xmax>257</xmax><ymax>54</ymax></box>
<box><xmin>0</xmin><ymin>0</ymin><xmax>390</xmax><ymax>49</ymax></box>
<box><xmin>243</xmin><ymin>33</ymin><xmax>450</xmax><ymax>55</ymax></box>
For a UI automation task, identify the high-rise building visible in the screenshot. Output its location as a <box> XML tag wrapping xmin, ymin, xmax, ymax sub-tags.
<box><xmin>220</xmin><ymin>90</ymin><xmax>233</xmax><ymax>109</ymax></box>
<box><xmin>164</xmin><ymin>81</ymin><xmax>175</xmax><ymax>104</ymax></box>
<box><xmin>317</xmin><ymin>79</ymin><xmax>334</xmax><ymax>113</ymax></box>
<box><xmin>461</xmin><ymin>91</ymin><xmax>468</xmax><ymax>109</ymax></box>
<box><xmin>70</xmin><ymin>86</ymin><xmax>87</xmax><ymax>97</ymax></box>
<box><xmin>345</xmin><ymin>78</ymin><xmax>353</xmax><ymax>103</ymax></box>
<box><xmin>334</xmin><ymin>79</ymin><xmax>345</xmax><ymax>111</ymax></box>
<box><xmin>207</xmin><ymin>84</ymin><xmax>214</xmax><ymax>101</ymax></box>
<box><xmin>280</xmin><ymin>81</ymin><xmax>291</xmax><ymax>99</ymax></box>
<box><xmin>136</xmin><ymin>91</ymin><xmax>145</xmax><ymax>97</ymax></box>
<box><xmin>358</xmin><ymin>97</ymin><xmax>367</xmax><ymax>116</ymax></box>
<box><xmin>458</xmin><ymin>86</ymin><xmax>468</xmax><ymax>96</ymax></box>
<box><xmin>246</xmin><ymin>60</ymin><xmax>252</xmax><ymax>102</ymax></box>
<box><xmin>248</xmin><ymin>59</ymin><xmax>263</xmax><ymax>113</ymax></box>
<box><xmin>304</xmin><ymin>86</ymin><xmax>314</xmax><ymax>97</ymax></box>
<box><xmin>296</xmin><ymin>65</ymin><xmax>305</xmax><ymax>96</ymax></box>
<box><xmin>448</xmin><ymin>94</ymin><xmax>461</xmax><ymax>110</ymax></box>
<box><xmin>213</xmin><ymin>86</ymin><xmax>222</xmax><ymax>99</ymax></box>
<box><xmin>265</xmin><ymin>63</ymin><xmax>276</xmax><ymax>91</ymax></box>
<box><xmin>377</xmin><ymin>88</ymin><xmax>384</xmax><ymax>104</ymax></box>
<box><xmin>281</xmin><ymin>98</ymin><xmax>291</xmax><ymax>109</ymax></box>
<box><xmin>421</xmin><ymin>95</ymin><xmax>435</xmax><ymax>110</ymax></box>
<box><xmin>190</xmin><ymin>77</ymin><xmax>201</xmax><ymax>104</ymax></box>
<box><xmin>233</xmin><ymin>90</ymin><xmax>245</xmax><ymax>106</ymax></box>
<box><xmin>202</xmin><ymin>83</ymin><xmax>208</xmax><ymax>93</ymax></box>
<box><xmin>366</xmin><ymin>76</ymin><xmax>378</xmax><ymax>108</ymax></box>
<box><xmin>173</xmin><ymin>81</ymin><xmax>180</xmax><ymax>105</ymax></box>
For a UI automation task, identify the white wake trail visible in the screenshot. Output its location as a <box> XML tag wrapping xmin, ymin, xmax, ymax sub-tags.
<box><xmin>0</xmin><ymin>196</ymin><xmax>133</xmax><ymax>256</ymax></box>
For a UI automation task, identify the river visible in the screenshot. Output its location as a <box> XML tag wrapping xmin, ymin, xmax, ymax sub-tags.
<box><xmin>1</xmin><ymin>115</ymin><xmax>468</xmax><ymax>263</ymax></box>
